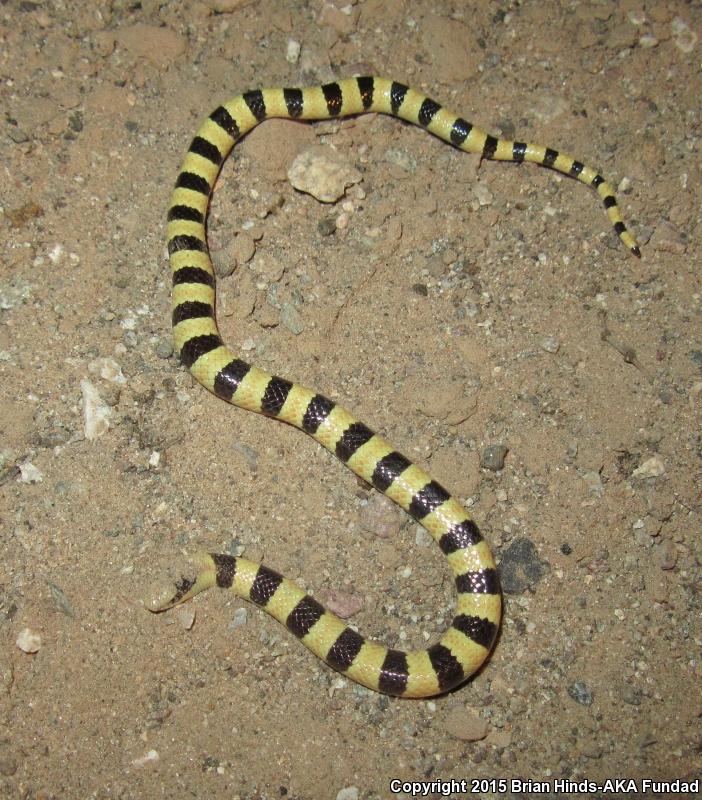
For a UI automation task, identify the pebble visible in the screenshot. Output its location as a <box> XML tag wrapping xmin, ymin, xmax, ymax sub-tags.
<box><xmin>336</xmin><ymin>787</ymin><xmax>359</xmax><ymax>800</ymax></box>
<box><xmin>639</xmin><ymin>34</ymin><xmax>659</xmax><ymax>49</ymax></box>
<box><xmin>581</xmin><ymin>470</ymin><xmax>604</xmax><ymax>497</ymax></box>
<box><xmin>444</xmin><ymin>705</ymin><xmax>489</xmax><ymax>741</ymax></box>
<box><xmin>480</xmin><ymin>444</ymin><xmax>508</xmax><ymax>471</ymax></box>
<box><xmin>81</xmin><ymin>378</ymin><xmax>113</xmax><ymax>440</ymax></box>
<box><xmin>567</xmin><ymin>681</ymin><xmax>594</xmax><ymax>706</ymax></box>
<box><xmin>500</xmin><ymin>537</ymin><xmax>547</xmax><ymax>594</ymax></box>
<box><xmin>16</xmin><ymin>627</ymin><xmax>42</xmax><ymax>653</ymax></box>
<box><xmin>473</xmin><ymin>183</ymin><xmax>493</xmax><ymax>206</ymax></box>
<box><xmin>0</xmin><ymin>278</ymin><xmax>32</xmax><ymax>309</ymax></box>
<box><xmin>540</xmin><ymin>335</ymin><xmax>560</xmax><ymax>353</ymax></box>
<box><xmin>655</xmin><ymin>540</ymin><xmax>677</xmax><ymax>571</ymax></box>
<box><xmin>384</xmin><ymin>147</ymin><xmax>417</xmax><ymax>173</ymax></box>
<box><xmin>286</xmin><ymin>38</ymin><xmax>301</xmax><ymax>64</ymax></box>
<box><xmin>631</xmin><ymin>455</ymin><xmax>665</xmax><ymax>479</ymax></box>
<box><xmin>317</xmin><ymin>216</ymin><xmax>337</xmax><ymax>236</ymax></box>
<box><xmin>131</xmin><ymin>749</ymin><xmax>160</xmax><ymax>768</ymax></box>
<box><xmin>228</xmin><ymin>608</ymin><xmax>248</xmax><ymax>630</ymax></box>
<box><xmin>288</xmin><ymin>146</ymin><xmax>362</xmax><ymax>203</ymax></box>
<box><xmin>176</xmin><ymin>606</ymin><xmax>196</xmax><ymax>630</ymax></box>
<box><xmin>155</xmin><ymin>338</ymin><xmax>174</xmax><ymax>359</ymax></box>
<box><xmin>18</xmin><ymin>462</ymin><xmax>43</xmax><ymax>484</ymax></box>
<box><xmin>280</xmin><ymin>302</ymin><xmax>304</xmax><ymax>334</ymax></box>
<box><xmin>88</xmin><ymin>356</ymin><xmax>126</xmax><ymax>384</ymax></box>
<box><xmin>322</xmin><ymin>589</ymin><xmax>364</xmax><ymax>619</ymax></box>
<box><xmin>414</xmin><ymin>527</ymin><xmax>433</xmax><ymax>548</ymax></box>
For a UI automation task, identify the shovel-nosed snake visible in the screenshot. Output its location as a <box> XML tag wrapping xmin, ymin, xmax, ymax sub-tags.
<box><xmin>148</xmin><ymin>76</ymin><xmax>639</xmax><ymax>698</ymax></box>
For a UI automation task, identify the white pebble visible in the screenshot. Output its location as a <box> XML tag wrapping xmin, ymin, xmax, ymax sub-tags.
<box><xmin>540</xmin><ymin>335</ymin><xmax>560</xmax><ymax>353</ymax></box>
<box><xmin>80</xmin><ymin>378</ymin><xmax>113</xmax><ymax>440</ymax></box>
<box><xmin>18</xmin><ymin>462</ymin><xmax>43</xmax><ymax>483</ymax></box>
<box><xmin>16</xmin><ymin>628</ymin><xmax>42</xmax><ymax>653</ymax></box>
<box><xmin>632</xmin><ymin>456</ymin><xmax>665</xmax><ymax>479</ymax></box>
<box><xmin>48</xmin><ymin>243</ymin><xmax>64</xmax><ymax>264</ymax></box>
<box><xmin>288</xmin><ymin>146</ymin><xmax>362</xmax><ymax>203</ymax></box>
<box><xmin>228</xmin><ymin>608</ymin><xmax>248</xmax><ymax>629</ymax></box>
<box><xmin>336</xmin><ymin>787</ymin><xmax>359</xmax><ymax>800</ymax></box>
<box><xmin>176</xmin><ymin>606</ymin><xmax>196</xmax><ymax>630</ymax></box>
<box><xmin>286</xmin><ymin>38</ymin><xmax>301</xmax><ymax>63</ymax></box>
<box><xmin>131</xmin><ymin>749</ymin><xmax>159</xmax><ymax>768</ymax></box>
<box><xmin>88</xmin><ymin>357</ymin><xmax>126</xmax><ymax>384</ymax></box>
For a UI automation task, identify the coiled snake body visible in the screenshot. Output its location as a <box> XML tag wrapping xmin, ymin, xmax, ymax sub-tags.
<box><xmin>149</xmin><ymin>77</ymin><xmax>639</xmax><ymax>698</ymax></box>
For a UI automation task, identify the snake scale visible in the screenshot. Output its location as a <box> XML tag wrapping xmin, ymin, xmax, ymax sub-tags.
<box><xmin>149</xmin><ymin>76</ymin><xmax>639</xmax><ymax>698</ymax></box>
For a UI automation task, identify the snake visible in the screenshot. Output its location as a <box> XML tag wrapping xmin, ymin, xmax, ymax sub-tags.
<box><xmin>148</xmin><ymin>76</ymin><xmax>639</xmax><ymax>698</ymax></box>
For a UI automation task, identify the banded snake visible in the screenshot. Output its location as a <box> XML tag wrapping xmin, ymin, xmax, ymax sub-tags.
<box><xmin>148</xmin><ymin>76</ymin><xmax>639</xmax><ymax>698</ymax></box>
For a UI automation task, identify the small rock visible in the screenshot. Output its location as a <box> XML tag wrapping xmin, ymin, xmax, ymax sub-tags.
<box><xmin>280</xmin><ymin>302</ymin><xmax>304</xmax><ymax>334</ymax></box>
<box><xmin>131</xmin><ymin>749</ymin><xmax>160</xmax><ymax>768</ymax></box>
<box><xmin>88</xmin><ymin>356</ymin><xmax>126</xmax><ymax>384</ymax></box>
<box><xmin>567</xmin><ymin>681</ymin><xmax>593</xmax><ymax>706</ymax></box>
<box><xmin>581</xmin><ymin>470</ymin><xmax>604</xmax><ymax>497</ymax></box>
<box><xmin>288</xmin><ymin>146</ymin><xmax>362</xmax><ymax>203</ymax></box>
<box><xmin>540</xmin><ymin>336</ymin><xmax>560</xmax><ymax>353</ymax></box>
<box><xmin>473</xmin><ymin>183</ymin><xmax>493</xmax><ymax>206</ymax></box>
<box><xmin>655</xmin><ymin>540</ymin><xmax>677</xmax><ymax>570</ymax></box>
<box><xmin>322</xmin><ymin>589</ymin><xmax>364</xmax><ymax>619</ymax></box>
<box><xmin>480</xmin><ymin>444</ymin><xmax>508</xmax><ymax>471</ymax></box>
<box><xmin>286</xmin><ymin>38</ymin><xmax>301</xmax><ymax>64</ymax></box>
<box><xmin>16</xmin><ymin>628</ymin><xmax>42</xmax><ymax>653</ymax></box>
<box><xmin>336</xmin><ymin>787</ymin><xmax>359</xmax><ymax>800</ymax></box>
<box><xmin>176</xmin><ymin>606</ymin><xmax>196</xmax><ymax>630</ymax></box>
<box><xmin>81</xmin><ymin>378</ymin><xmax>113</xmax><ymax>440</ymax></box>
<box><xmin>500</xmin><ymin>537</ymin><xmax>548</xmax><ymax>594</ymax></box>
<box><xmin>317</xmin><ymin>217</ymin><xmax>337</xmax><ymax>236</ymax></box>
<box><xmin>155</xmin><ymin>338</ymin><xmax>174</xmax><ymax>359</ymax></box>
<box><xmin>228</xmin><ymin>608</ymin><xmax>248</xmax><ymax>630</ymax></box>
<box><xmin>631</xmin><ymin>456</ymin><xmax>665</xmax><ymax>479</ymax></box>
<box><xmin>414</xmin><ymin>527</ymin><xmax>433</xmax><ymax>548</ymax></box>
<box><xmin>18</xmin><ymin>462</ymin><xmax>43</xmax><ymax>484</ymax></box>
<box><xmin>445</xmin><ymin>705</ymin><xmax>489</xmax><ymax>741</ymax></box>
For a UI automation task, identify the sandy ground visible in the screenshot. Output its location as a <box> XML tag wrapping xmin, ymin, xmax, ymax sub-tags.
<box><xmin>1</xmin><ymin>1</ymin><xmax>700</xmax><ymax>798</ymax></box>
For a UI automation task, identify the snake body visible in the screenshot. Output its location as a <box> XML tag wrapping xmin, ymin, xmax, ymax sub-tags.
<box><xmin>151</xmin><ymin>77</ymin><xmax>639</xmax><ymax>698</ymax></box>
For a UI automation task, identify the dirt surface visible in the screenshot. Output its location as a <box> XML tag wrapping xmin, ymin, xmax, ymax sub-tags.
<box><xmin>1</xmin><ymin>1</ymin><xmax>701</xmax><ymax>798</ymax></box>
